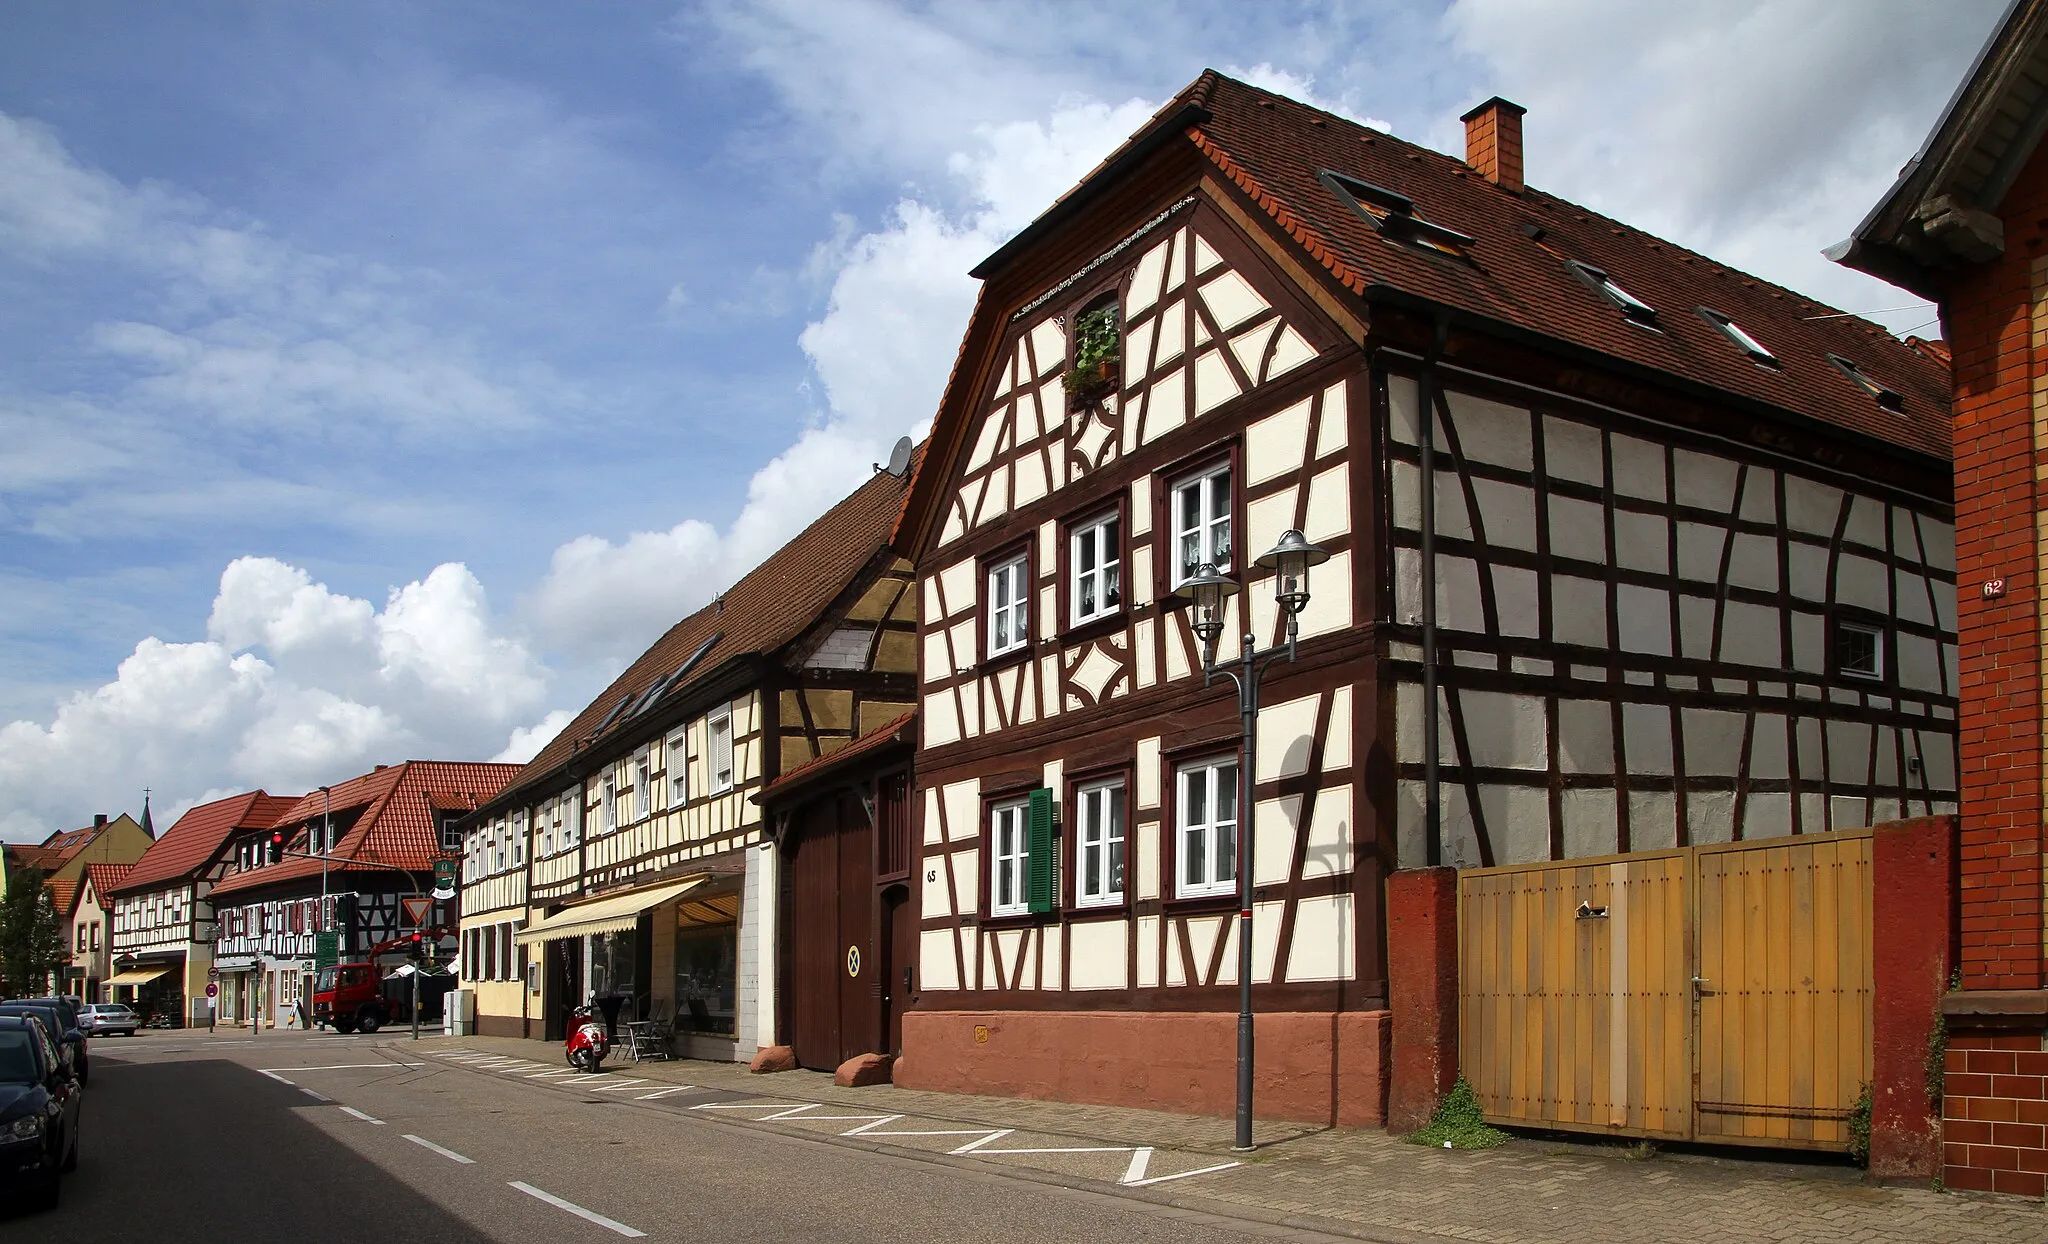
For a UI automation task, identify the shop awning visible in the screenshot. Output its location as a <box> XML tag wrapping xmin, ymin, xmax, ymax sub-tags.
<box><xmin>514</xmin><ymin>875</ymin><xmax>707</xmax><ymax>946</ymax></box>
<box><xmin>106</xmin><ymin>967</ymin><xmax>172</xmax><ymax>987</ymax></box>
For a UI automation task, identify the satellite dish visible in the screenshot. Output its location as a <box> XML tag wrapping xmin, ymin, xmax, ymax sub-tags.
<box><xmin>886</xmin><ymin>436</ymin><xmax>914</xmax><ymax>478</ymax></box>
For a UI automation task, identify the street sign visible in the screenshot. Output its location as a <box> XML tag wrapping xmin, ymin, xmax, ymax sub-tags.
<box><xmin>314</xmin><ymin>930</ymin><xmax>340</xmax><ymax>969</ymax></box>
<box><xmin>204</xmin><ymin>982</ymin><xmax>218</xmax><ymax>999</ymax></box>
<box><xmin>401</xmin><ymin>896</ymin><xmax>433</xmax><ymax>927</ymax></box>
<box><xmin>207</xmin><ymin>966</ymin><xmax>220</xmax><ymax>980</ymax></box>
<box><xmin>432</xmin><ymin>858</ymin><xmax>458</xmax><ymax>900</ymax></box>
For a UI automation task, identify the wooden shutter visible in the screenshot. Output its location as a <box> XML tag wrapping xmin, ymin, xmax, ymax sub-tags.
<box><xmin>1027</xmin><ymin>787</ymin><xmax>1054</xmax><ymax>914</ymax></box>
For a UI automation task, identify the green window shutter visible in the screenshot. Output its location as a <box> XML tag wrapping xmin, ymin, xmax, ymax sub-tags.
<box><xmin>1027</xmin><ymin>787</ymin><xmax>1055</xmax><ymax>914</ymax></box>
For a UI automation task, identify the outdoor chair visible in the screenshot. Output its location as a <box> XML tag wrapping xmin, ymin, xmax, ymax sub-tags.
<box><xmin>624</xmin><ymin>998</ymin><xmax>674</xmax><ymax>1062</ymax></box>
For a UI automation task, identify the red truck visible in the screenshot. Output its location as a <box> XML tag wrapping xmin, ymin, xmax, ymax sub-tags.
<box><xmin>312</xmin><ymin>933</ymin><xmax>454</xmax><ymax>1034</ymax></box>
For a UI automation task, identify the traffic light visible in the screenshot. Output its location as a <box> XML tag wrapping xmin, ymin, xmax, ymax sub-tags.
<box><xmin>408</xmin><ymin>931</ymin><xmax>424</xmax><ymax>962</ymax></box>
<box><xmin>269</xmin><ymin>830</ymin><xmax>283</xmax><ymax>864</ymax></box>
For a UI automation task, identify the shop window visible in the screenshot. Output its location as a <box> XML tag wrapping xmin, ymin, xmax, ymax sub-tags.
<box><xmin>675</xmin><ymin>920</ymin><xmax>736</xmax><ymax>1036</ymax></box>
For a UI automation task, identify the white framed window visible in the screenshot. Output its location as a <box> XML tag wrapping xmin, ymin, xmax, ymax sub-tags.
<box><xmin>601</xmin><ymin>776</ymin><xmax>617</xmax><ymax>832</ymax></box>
<box><xmin>634</xmin><ymin>753</ymin><xmax>652</xmax><ymax>821</ymax></box>
<box><xmin>1176</xmin><ymin>757</ymin><xmax>1239</xmax><ymax>899</ymax></box>
<box><xmin>1074</xmin><ymin>778</ymin><xmax>1126</xmax><ymax>908</ymax></box>
<box><xmin>563</xmin><ymin>787</ymin><xmax>582</xmax><ymax>847</ymax></box>
<box><xmin>1171</xmin><ymin>464</ymin><xmax>1233</xmax><ymax>585</ymax></box>
<box><xmin>986</xmin><ymin>554</ymin><xmax>1030</xmax><ymax>657</ymax></box>
<box><xmin>1836</xmin><ymin>618</ymin><xmax>1884</xmax><ymax>681</ymax></box>
<box><xmin>989</xmin><ymin>798</ymin><xmax>1030</xmax><ymax>918</ymax></box>
<box><xmin>709</xmin><ymin>710</ymin><xmax>734</xmax><ymax>793</ymax></box>
<box><xmin>493</xmin><ymin>818</ymin><xmax>507</xmax><ymax>872</ymax></box>
<box><xmin>512</xmin><ymin>809</ymin><xmax>526</xmax><ymax>867</ymax></box>
<box><xmin>666</xmin><ymin>729</ymin><xmax>689</xmax><ymax>807</ymax></box>
<box><xmin>1070</xmin><ymin>513</ymin><xmax>1123</xmax><ymax>626</ymax></box>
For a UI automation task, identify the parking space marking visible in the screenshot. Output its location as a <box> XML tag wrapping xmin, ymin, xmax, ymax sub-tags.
<box><xmin>510</xmin><ymin>1182</ymin><xmax>645</xmax><ymax>1238</ymax></box>
<box><xmin>586</xmin><ymin>1078</ymin><xmax>651</xmax><ymax>1093</ymax></box>
<box><xmin>1125</xmin><ymin>1161</ymin><xmax>1242</xmax><ymax>1187</ymax></box>
<box><xmin>403</xmin><ymin>1134</ymin><xmax>476</xmax><ymax>1164</ymax></box>
<box><xmin>634</xmin><ymin>1086</ymin><xmax>699</xmax><ymax>1100</ymax></box>
<box><xmin>257</xmin><ymin>1069</ymin><xmax>295</xmax><ymax>1085</ymax></box>
<box><xmin>300</xmin><ymin>1088</ymin><xmax>333</xmax><ymax>1102</ymax></box>
<box><xmin>948</xmin><ymin>1129</ymin><xmax>1015</xmax><ymax>1155</ymax></box>
<box><xmin>340</xmin><ymin>1106</ymin><xmax>385</xmax><ymax>1125</ymax></box>
<box><xmin>262</xmin><ymin>1063</ymin><xmax>424</xmax><ymax>1072</ymax></box>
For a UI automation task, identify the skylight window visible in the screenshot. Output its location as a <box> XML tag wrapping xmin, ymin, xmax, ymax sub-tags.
<box><xmin>1697</xmin><ymin>308</ymin><xmax>1779</xmax><ymax>368</ymax></box>
<box><xmin>1567</xmin><ymin>261</ymin><xmax>1658</xmax><ymax>327</ymax></box>
<box><xmin>1319</xmin><ymin>170</ymin><xmax>1475</xmax><ymax>258</ymax></box>
<box><xmin>1827</xmin><ymin>354</ymin><xmax>1906</xmax><ymax>413</ymax></box>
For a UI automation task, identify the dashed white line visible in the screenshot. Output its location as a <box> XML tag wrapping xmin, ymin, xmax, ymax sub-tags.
<box><xmin>257</xmin><ymin>1069</ymin><xmax>295</xmax><ymax>1085</ymax></box>
<box><xmin>261</xmin><ymin>1063</ymin><xmax>424</xmax><ymax>1072</ymax></box>
<box><xmin>340</xmin><ymin>1106</ymin><xmax>385</xmax><ymax>1125</ymax></box>
<box><xmin>403</xmin><ymin>1134</ymin><xmax>475</xmax><ymax>1164</ymax></box>
<box><xmin>509</xmin><ymin>1182</ymin><xmax>646</xmax><ymax>1238</ymax></box>
<box><xmin>299</xmin><ymin>1088</ymin><xmax>332</xmax><ymax>1103</ymax></box>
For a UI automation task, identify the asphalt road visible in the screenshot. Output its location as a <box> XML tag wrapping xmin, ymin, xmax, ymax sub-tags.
<box><xmin>5</xmin><ymin>1032</ymin><xmax>1294</xmax><ymax>1243</ymax></box>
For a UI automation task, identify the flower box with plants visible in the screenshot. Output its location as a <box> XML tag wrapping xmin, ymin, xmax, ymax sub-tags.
<box><xmin>1062</xmin><ymin>304</ymin><xmax>1121</xmax><ymax>405</ymax></box>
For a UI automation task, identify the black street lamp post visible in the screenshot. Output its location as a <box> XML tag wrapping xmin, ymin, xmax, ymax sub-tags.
<box><xmin>1178</xmin><ymin>528</ymin><xmax>1329</xmax><ymax>1153</ymax></box>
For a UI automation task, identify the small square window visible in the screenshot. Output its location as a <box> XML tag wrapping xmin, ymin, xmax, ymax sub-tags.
<box><xmin>1069</xmin><ymin>513</ymin><xmax>1123</xmax><ymax>627</ymax></box>
<box><xmin>1835</xmin><ymin>619</ymin><xmax>1883</xmax><ymax>681</ymax></box>
<box><xmin>986</xmin><ymin>554</ymin><xmax>1031</xmax><ymax>657</ymax></box>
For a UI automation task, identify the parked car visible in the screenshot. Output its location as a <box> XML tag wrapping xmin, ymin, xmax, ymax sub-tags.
<box><xmin>77</xmin><ymin>1004</ymin><xmax>137</xmax><ymax>1037</ymax></box>
<box><xmin>0</xmin><ymin>1014</ymin><xmax>79</xmax><ymax>1211</ymax></box>
<box><xmin>22</xmin><ymin>998</ymin><xmax>81</xmax><ymax>1035</ymax></box>
<box><xmin>0</xmin><ymin>1004</ymin><xmax>86</xmax><ymax>1087</ymax></box>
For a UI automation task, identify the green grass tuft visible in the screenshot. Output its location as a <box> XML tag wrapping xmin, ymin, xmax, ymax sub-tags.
<box><xmin>1405</xmin><ymin>1076</ymin><xmax>1509</xmax><ymax>1150</ymax></box>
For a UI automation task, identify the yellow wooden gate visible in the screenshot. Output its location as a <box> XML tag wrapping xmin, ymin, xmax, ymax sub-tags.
<box><xmin>1456</xmin><ymin>831</ymin><xmax>1872</xmax><ymax>1151</ymax></box>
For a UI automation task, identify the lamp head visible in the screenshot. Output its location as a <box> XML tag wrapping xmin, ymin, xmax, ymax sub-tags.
<box><xmin>1177</xmin><ymin>562</ymin><xmax>1238</xmax><ymax>666</ymax></box>
<box><xmin>1255</xmin><ymin>530</ymin><xmax>1328</xmax><ymax>615</ymax></box>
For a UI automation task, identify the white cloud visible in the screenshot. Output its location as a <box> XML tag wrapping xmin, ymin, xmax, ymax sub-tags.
<box><xmin>493</xmin><ymin>709</ymin><xmax>575</xmax><ymax>765</ymax></box>
<box><xmin>1226</xmin><ymin>63</ymin><xmax>1390</xmax><ymax>132</ymax></box>
<box><xmin>0</xmin><ymin>557</ymin><xmax>557</xmax><ymax>841</ymax></box>
<box><xmin>1439</xmin><ymin>0</ymin><xmax>1998</xmax><ymax>333</ymax></box>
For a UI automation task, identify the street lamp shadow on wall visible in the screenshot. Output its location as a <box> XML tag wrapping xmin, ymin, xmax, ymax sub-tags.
<box><xmin>1170</xmin><ymin>528</ymin><xmax>1330</xmax><ymax>1153</ymax></box>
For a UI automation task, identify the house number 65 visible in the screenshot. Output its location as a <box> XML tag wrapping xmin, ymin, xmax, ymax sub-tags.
<box><xmin>926</xmin><ymin>869</ymin><xmax>937</xmax><ymax>882</ymax></box>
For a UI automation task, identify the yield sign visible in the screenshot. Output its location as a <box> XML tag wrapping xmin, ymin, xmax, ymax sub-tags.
<box><xmin>401</xmin><ymin>896</ymin><xmax>433</xmax><ymax>927</ymax></box>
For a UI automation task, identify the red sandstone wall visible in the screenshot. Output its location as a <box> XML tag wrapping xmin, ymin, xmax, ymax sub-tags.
<box><xmin>1947</xmin><ymin>139</ymin><xmax>2048</xmax><ymax>993</ymax></box>
<box><xmin>895</xmin><ymin>1010</ymin><xmax>1391</xmax><ymax>1127</ymax></box>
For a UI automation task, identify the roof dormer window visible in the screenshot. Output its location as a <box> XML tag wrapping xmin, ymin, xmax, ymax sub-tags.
<box><xmin>1568</xmin><ymin>261</ymin><xmax>1658</xmax><ymax>327</ymax></box>
<box><xmin>1827</xmin><ymin>354</ymin><xmax>1905</xmax><ymax>413</ymax></box>
<box><xmin>1697</xmin><ymin>307</ymin><xmax>1780</xmax><ymax>368</ymax></box>
<box><xmin>1319</xmin><ymin>170</ymin><xmax>1475</xmax><ymax>258</ymax></box>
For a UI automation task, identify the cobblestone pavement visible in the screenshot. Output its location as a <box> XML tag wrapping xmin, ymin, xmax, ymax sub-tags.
<box><xmin>410</xmin><ymin>1034</ymin><xmax>2046</xmax><ymax>1243</ymax></box>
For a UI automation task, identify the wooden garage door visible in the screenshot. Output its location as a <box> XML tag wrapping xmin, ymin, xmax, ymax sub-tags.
<box><xmin>1457</xmin><ymin>830</ymin><xmax>1872</xmax><ymax>1151</ymax></box>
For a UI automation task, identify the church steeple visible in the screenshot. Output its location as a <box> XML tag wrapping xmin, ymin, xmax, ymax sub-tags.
<box><xmin>140</xmin><ymin>788</ymin><xmax>155</xmax><ymax>839</ymax></box>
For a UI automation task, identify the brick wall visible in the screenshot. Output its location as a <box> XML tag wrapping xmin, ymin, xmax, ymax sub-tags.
<box><xmin>1943</xmin><ymin>1033</ymin><xmax>2048</xmax><ymax>1195</ymax></box>
<box><xmin>1946</xmin><ymin>138</ymin><xmax>2048</xmax><ymax>992</ymax></box>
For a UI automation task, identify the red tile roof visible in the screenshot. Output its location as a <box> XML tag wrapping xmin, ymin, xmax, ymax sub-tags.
<box><xmin>928</xmin><ymin>73</ymin><xmax>1950</xmax><ymax>542</ymax></box>
<box><xmin>82</xmin><ymin>863</ymin><xmax>132</xmax><ymax>906</ymax></box>
<box><xmin>45</xmin><ymin>877</ymin><xmax>79</xmax><ymax>918</ymax></box>
<box><xmin>6</xmin><ymin>845</ymin><xmax>62</xmax><ymax>874</ymax></box>
<box><xmin>492</xmin><ymin>456</ymin><xmax>921</xmax><ymax>812</ymax></box>
<box><xmin>208</xmin><ymin>761</ymin><xmax>518</xmax><ymax>899</ymax></box>
<box><xmin>112</xmin><ymin>792</ymin><xmax>299</xmax><ymax>896</ymax></box>
<box><xmin>755</xmin><ymin>711</ymin><xmax>916</xmax><ymax>806</ymax></box>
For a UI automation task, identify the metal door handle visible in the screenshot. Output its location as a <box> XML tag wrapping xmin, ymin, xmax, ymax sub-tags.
<box><xmin>1691</xmin><ymin>976</ymin><xmax>1713</xmax><ymax>995</ymax></box>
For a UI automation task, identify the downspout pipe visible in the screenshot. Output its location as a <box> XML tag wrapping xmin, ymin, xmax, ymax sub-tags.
<box><xmin>1419</xmin><ymin>314</ymin><xmax>1449</xmax><ymax>868</ymax></box>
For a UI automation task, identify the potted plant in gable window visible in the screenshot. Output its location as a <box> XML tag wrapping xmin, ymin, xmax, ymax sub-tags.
<box><xmin>1062</xmin><ymin>304</ymin><xmax>1121</xmax><ymax>405</ymax></box>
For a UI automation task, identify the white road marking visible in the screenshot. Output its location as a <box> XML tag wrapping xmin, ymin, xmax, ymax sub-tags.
<box><xmin>509</xmin><ymin>1182</ymin><xmax>646</xmax><ymax>1238</ymax></box>
<box><xmin>948</xmin><ymin>1130</ymin><xmax>1014</xmax><ymax>1155</ymax></box>
<box><xmin>299</xmin><ymin>1088</ymin><xmax>332</xmax><ymax>1103</ymax></box>
<box><xmin>403</xmin><ymin>1134</ymin><xmax>475</xmax><ymax>1164</ymax></box>
<box><xmin>691</xmin><ymin>1100</ymin><xmax>804</xmax><ymax>1113</ymax></box>
<box><xmin>527</xmin><ymin>1068</ymin><xmax>581</xmax><ymax>1079</ymax></box>
<box><xmin>257</xmin><ymin>1069</ymin><xmax>294</xmax><ymax>1085</ymax></box>
<box><xmin>261</xmin><ymin>1063</ymin><xmax>424</xmax><ymax>1072</ymax></box>
<box><xmin>634</xmin><ymin>1086</ymin><xmax>699</xmax><ymax>1100</ymax></box>
<box><xmin>837</xmin><ymin>1115</ymin><xmax>906</xmax><ymax>1135</ymax></box>
<box><xmin>585</xmin><ymin>1079</ymin><xmax>650</xmax><ymax>1093</ymax></box>
<box><xmin>1125</xmin><ymin>1161</ymin><xmax>1242</xmax><ymax>1187</ymax></box>
<box><xmin>977</xmin><ymin>1145</ymin><xmax>1136</xmax><ymax>1156</ymax></box>
<box><xmin>340</xmin><ymin>1107</ymin><xmax>385</xmax><ymax>1125</ymax></box>
<box><xmin>1122</xmin><ymin>1148</ymin><xmax>1152</xmax><ymax>1183</ymax></box>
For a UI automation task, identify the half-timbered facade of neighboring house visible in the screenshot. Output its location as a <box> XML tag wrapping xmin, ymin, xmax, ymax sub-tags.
<box><xmin>468</xmin><ymin>459</ymin><xmax>919</xmax><ymax>1055</ymax></box>
<box><xmin>891</xmin><ymin>73</ymin><xmax>1956</xmax><ymax>1126</ymax></box>
<box><xmin>108</xmin><ymin>792</ymin><xmax>296</xmax><ymax>1024</ymax></box>
<box><xmin>65</xmin><ymin>863</ymin><xmax>130</xmax><ymax>1003</ymax></box>
<box><xmin>208</xmin><ymin>762</ymin><xmax>515</xmax><ymax>1030</ymax></box>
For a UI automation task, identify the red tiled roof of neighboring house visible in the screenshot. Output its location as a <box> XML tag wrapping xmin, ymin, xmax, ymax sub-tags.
<box><xmin>111</xmin><ymin>792</ymin><xmax>300</xmax><ymax>896</ymax></box>
<box><xmin>905</xmin><ymin>73</ymin><xmax>1952</xmax><ymax>550</ymax></box>
<box><xmin>45</xmin><ymin>877</ymin><xmax>79</xmax><ymax>918</ymax></box>
<box><xmin>209</xmin><ymin>761</ymin><xmax>519</xmax><ymax>898</ymax></box>
<box><xmin>755</xmin><ymin>711</ymin><xmax>916</xmax><ymax>806</ymax></box>
<box><xmin>494</xmin><ymin>455</ymin><xmax>922</xmax><ymax>811</ymax></box>
<box><xmin>6</xmin><ymin>845</ymin><xmax>63</xmax><ymax>874</ymax></box>
<box><xmin>82</xmin><ymin>863</ymin><xmax>132</xmax><ymax>905</ymax></box>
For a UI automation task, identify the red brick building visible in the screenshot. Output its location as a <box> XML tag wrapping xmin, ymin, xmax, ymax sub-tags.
<box><xmin>1834</xmin><ymin>0</ymin><xmax>2048</xmax><ymax>1196</ymax></box>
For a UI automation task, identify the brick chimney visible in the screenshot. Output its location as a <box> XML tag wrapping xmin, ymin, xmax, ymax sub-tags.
<box><xmin>93</xmin><ymin>813</ymin><xmax>107</xmax><ymax>827</ymax></box>
<box><xmin>1461</xmin><ymin>97</ymin><xmax>1527</xmax><ymax>193</ymax></box>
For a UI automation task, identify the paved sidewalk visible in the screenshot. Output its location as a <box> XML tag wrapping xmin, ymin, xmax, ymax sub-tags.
<box><xmin>403</xmin><ymin>1034</ymin><xmax>2044</xmax><ymax>1243</ymax></box>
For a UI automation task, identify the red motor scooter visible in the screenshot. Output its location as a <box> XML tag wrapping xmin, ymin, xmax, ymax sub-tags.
<box><xmin>565</xmin><ymin>1002</ymin><xmax>610</xmax><ymax>1072</ymax></box>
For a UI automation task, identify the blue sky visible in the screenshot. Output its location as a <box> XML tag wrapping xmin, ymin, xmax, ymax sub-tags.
<box><xmin>0</xmin><ymin>0</ymin><xmax>2001</xmax><ymax>838</ymax></box>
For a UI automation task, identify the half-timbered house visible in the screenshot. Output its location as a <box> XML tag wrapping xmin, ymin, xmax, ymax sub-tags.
<box><xmin>465</xmin><ymin>458</ymin><xmax>919</xmax><ymax>1056</ymax></box>
<box><xmin>108</xmin><ymin>792</ymin><xmax>296</xmax><ymax>1024</ymax></box>
<box><xmin>208</xmin><ymin>762</ymin><xmax>514</xmax><ymax>1029</ymax></box>
<box><xmin>891</xmin><ymin>73</ymin><xmax>1957</xmax><ymax>1126</ymax></box>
